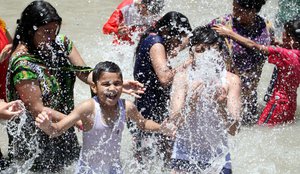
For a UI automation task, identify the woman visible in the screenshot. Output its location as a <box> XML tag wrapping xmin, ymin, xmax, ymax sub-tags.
<box><xmin>6</xmin><ymin>0</ymin><xmax>144</xmax><ymax>172</ymax></box>
<box><xmin>133</xmin><ymin>11</ymin><xmax>192</xmax><ymax>166</ymax></box>
<box><xmin>210</xmin><ymin>0</ymin><xmax>274</xmax><ymax>125</ymax></box>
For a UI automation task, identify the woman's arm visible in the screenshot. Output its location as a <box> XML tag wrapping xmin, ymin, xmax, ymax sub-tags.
<box><xmin>15</xmin><ymin>80</ymin><xmax>66</xmax><ymax>121</ymax></box>
<box><xmin>213</xmin><ymin>25</ymin><xmax>269</xmax><ymax>55</ymax></box>
<box><xmin>68</xmin><ymin>45</ymin><xmax>93</xmax><ymax>85</ymax></box>
<box><xmin>35</xmin><ymin>99</ymin><xmax>94</xmax><ymax>137</ymax></box>
<box><xmin>150</xmin><ymin>43</ymin><xmax>176</xmax><ymax>87</ymax></box>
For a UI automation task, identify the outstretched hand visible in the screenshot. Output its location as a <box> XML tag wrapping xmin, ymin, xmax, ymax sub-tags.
<box><xmin>0</xmin><ymin>100</ymin><xmax>24</xmax><ymax>120</ymax></box>
<box><xmin>35</xmin><ymin>110</ymin><xmax>53</xmax><ymax>134</ymax></box>
<box><xmin>122</xmin><ymin>80</ymin><xmax>145</xmax><ymax>98</ymax></box>
<box><xmin>212</xmin><ymin>25</ymin><xmax>233</xmax><ymax>37</ymax></box>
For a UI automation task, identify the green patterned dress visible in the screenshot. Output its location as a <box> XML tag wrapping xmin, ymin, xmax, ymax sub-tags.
<box><xmin>6</xmin><ymin>35</ymin><xmax>83</xmax><ymax>172</ymax></box>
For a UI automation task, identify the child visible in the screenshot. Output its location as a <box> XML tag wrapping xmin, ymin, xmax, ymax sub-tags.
<box><xmin>168</xmin><ymin>26</ymin><xmax>241</xmax><ymax>174</ymax></box>
<box><xmin>213</xmin><ymin>18</ymin><xmax>300</xmax><ymax>126</ymax></box>
<box><xmin>35</xmin><ymin>61</ymin><xmax>170</xmax><ymax>173</ymax></box>
<box><xmin>103</xmin><ymin>0</ymin><xmax>164</xmax><ymax>45</ymax></box>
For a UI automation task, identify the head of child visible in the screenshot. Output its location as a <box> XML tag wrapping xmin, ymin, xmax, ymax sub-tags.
<box><xmin>136</xmin><ymin>11</ymin><xmax>192</xmax><ymax>58</ymax></box>
<box><xmin>12</xmin><ymin>0</ymin><xmax>62</xmax><ymax>54</ymax></box>
<box><xmin>137</xmin><ymin>0</ymin><xmax>164</xmax><ymax>16</ymax></box>
<box><xmin>283</xmin><ymin>18</ymin><xmax>300</xmax><ymax>49</ymax></box>
<box><xmin>91</xmin><ymin>61</ymin><xmax>123</xmax><ymax>106</ymax></box>
<box><xmin>189</xmin><ymin>26</ymin><xmax>228</xmax><ymax>75</ymax></box>
<box><xmin>232</xmin><ymin>0</ymin><xmax>266</xmax><ymax>25</ymax></box>
<box><xmin>189</xmin><ymin>26</ymin><xmax>226</xmax><ymax>60</ymax></box>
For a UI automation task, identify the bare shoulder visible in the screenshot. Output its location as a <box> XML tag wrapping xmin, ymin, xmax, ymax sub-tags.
<box><xmin>226</xmin><ymin>72</ymin><xmax>241</xmax><ymax>85</ymax></box>
<box><xmin>74</xmin><ymin>98</ymin><xmax>95</xmax><ymax>116</ymax></box>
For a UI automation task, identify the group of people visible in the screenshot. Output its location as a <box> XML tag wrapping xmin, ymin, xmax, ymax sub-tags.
<box><xmin>0</xmin><ymin>0</ymin><xmax>299</xmax><ymax>173</ymax></box>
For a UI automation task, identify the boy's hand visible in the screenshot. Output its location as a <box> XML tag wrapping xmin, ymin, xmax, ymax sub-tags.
<box><xmin>35</xmin><ymin>110</ymin><xmax>52</xmax><ymax>132</ymax></box>
<box><xmin>212</xmin><ymin>25</ymin><xmax>233</xmax><ymax>37</ymax></box>
<box><xmin>122</xmin><ymin>80</ymin><xmax>146</xmax><ymax>98</ymax></box>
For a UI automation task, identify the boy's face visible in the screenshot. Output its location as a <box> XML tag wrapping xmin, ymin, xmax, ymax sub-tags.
<box><xmin>191</xmin><ymin>43</ymin><xmax>219</xmax><ymax>58</ymax></box>
<box><xmin>92</xmin><ymin>72</ymin><xmax>123</xmax><ymax>106</ymax></box>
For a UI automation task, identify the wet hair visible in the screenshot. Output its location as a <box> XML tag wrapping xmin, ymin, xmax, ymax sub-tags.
<box><xmin>284</xmin><ymin>18</ymin><xmax>300</xmax><ymax>43</ymax></box>
<box><xmin>142</xmin><ymin>0</ymin><xmax>164</xmax><ymax>15</ymax></box>
<box><xmin>235</xmin><ymin>0</ymin><xmax>267</xmax><ymax>13</ymax></box>
<box><xmin>135</xmin><ymin>11</ymin><xmax>192</xmax><ymax>55</ymax></box>
<box><xmin>189</xmin><ymin>26</ymin><xmax>225</xmax><ymax>50</ymax></box>
<box><xmin>92</xmin><ymin>61</ymin><xmax>123</xmax><ymax>84</ymax></box>
<box><xmin>12</xmin><ymin>0</ymin><xmax>62</xmax><ymax>53</ymax></box>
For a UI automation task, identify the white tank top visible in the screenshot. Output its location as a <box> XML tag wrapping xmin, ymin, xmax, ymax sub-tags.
<box><xmin>76</xmin><ymin>97</ymin><xmax>126</xmax><ymax>174</ymax></box>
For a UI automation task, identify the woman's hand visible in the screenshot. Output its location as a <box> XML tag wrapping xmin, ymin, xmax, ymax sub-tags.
<box><xmin>122</xmin><ymin>80</ymin><xmax>145</xmax><ymax>98</ymax></box>
<box><xmin>212</xmin><ymin>25</ymin><xmax>233</xmax><ymax>37</ymax></box>
<box><xmin>0</xmin><ymin>100</ymin><xmax>24</xmax><ymax>120</ymax></box>
<box><xmin>0</xmin><ymin>44</ymin><xmax>12</xmax><ymax>63</ymax></box>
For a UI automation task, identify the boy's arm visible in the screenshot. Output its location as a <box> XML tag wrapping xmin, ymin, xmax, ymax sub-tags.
<box><xmin>35</xmin><ymin>99</ymin><xmax>94</xmax><ymax>137</ymax></box>
<box><xmin>125</xmin><ymin>100</ymin><xmax>161</xmax><ymax>131</ymax></box>
<box><xmin>213</xmin><ymin>25</ymin><xmax>269</xmax><ymax>55</ymax></box>
<box><xmin>226</xmin><ymin>73</ymin><xmax>242</xmax><ymax>136</ymax></box>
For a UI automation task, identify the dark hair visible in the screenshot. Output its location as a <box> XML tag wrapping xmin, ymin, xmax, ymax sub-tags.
<box><xmin>142</xmin><ymin>0</ymin><xmax>164</xmax><ymax>15</ymax></box>
<box><xmin>136</xmin><ymin>11</ymin><xmax>192</xmax><ymax>55</ymax></box>
<box><xmin>189</xmin><ymin>26</ymin><xmax>224</xmax><ymax>50</ymax></box>
<box><xmin>284</xmin><ymin>18</ymin><xmax>300</xmax><ymax>43</ymax></box>
<box><xmin>235</xmin><ymin>0</ymin><xmax>267</xmax><ymax>13</ymax></box>
<box><xmin>12</xmin><ymin>0</ymin><xmax>62</xmax><ymax>53</ymax></box>
<box><xmin>92</xmin><ymin>61</ymin><xmax>123</xmax><ymax>84</ymax></box>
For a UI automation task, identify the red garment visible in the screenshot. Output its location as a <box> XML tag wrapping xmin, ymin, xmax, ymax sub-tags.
<box><xmin>258</xmin><ymin>46</ymin><xmax>300</xmax><ymax>126</ymax></box>
<box><xmin>0</xmin><ymin>27</ymin><xmax>9</xmax><ymax>101</ymax></box>
<box><xmin>102</xmin><ymin>0</ymin><xmax>136</xmax><ymax>45</ymax></box>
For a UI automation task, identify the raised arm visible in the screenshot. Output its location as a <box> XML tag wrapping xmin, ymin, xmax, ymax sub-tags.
<box><xmin>213</xmin><ymin>25</ymin><xmax>269</xmax><ymax>55</ymax></box>
<box><xmin>35</xmin><ymin>99</ymin><xmax>94</xmax><ymax>137</ymax></box>
<box><xmin>226</xmin><ymin>73</ymin><xmax>242</xmax><ymax>135</ymax></box>
<box><xmin>168</xmin><ymin>71</ymin><xmax>188</xmax><ymax>127</ymax></box>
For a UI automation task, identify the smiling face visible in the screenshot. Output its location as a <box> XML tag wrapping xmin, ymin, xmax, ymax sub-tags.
<box><xmin>33</xmin><ymin>22</ymin><xmax>60</xmax><ymax>50</ymax></box>
<box><xmin>92</xmin><ymin>72</ymin><xmax>123</xmax><ymax>106</ymax></box>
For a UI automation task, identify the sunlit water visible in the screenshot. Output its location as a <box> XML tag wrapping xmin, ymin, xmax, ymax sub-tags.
<box><xmin>0</xmin><ymin>0</ymin><xmax>299</xmax><ymax>173</ymax></box>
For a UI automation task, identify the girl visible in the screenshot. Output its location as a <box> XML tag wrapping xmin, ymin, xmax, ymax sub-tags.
<box><xmin>213</xmin><ymin>18</ymin><xmax>300</xmax><ymax>125</ymax></box>
<box><xmin>35</xmin><ymin>61</ymin><xmax>170</xmax><ymax>174</ymax></box>
<box><xmin>210</xmin><ymin>0</ymin><xmax>273</xmax><ymax>125</ymax></box>
<box><xmin>169</xmin><ymin>26</ymin><xmax>241</xmax><ymax>174</ymax></box>
<box><xmin>133</xmin><ymin>11</ymin><xmax>192</xmax><ymax>165</ymax></box>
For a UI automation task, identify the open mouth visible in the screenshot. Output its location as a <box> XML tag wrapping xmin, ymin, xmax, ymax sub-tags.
<box><xmin>105</xmin><ymin>92</ymin><xmax>118</xmax><ymax>100</ymax></box>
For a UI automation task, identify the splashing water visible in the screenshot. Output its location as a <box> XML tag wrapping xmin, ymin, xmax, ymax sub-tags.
<box><xmin>1</xmin><ymin>0</ymin><xmax>300</xmax><ymax>173</ymax></box>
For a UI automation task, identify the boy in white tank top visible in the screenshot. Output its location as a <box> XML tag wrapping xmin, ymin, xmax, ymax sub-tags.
<box><xmin>35</xmin><ymin>61</ymin><xmax>172</xmax><ymax>173</ymax></box>
<box><xmin>168</xmin><ymin>26</ymin><xmax>242</xmax><ymax>174</ymax></box>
